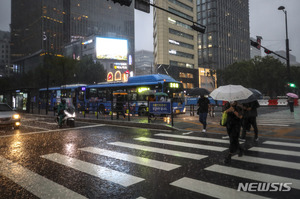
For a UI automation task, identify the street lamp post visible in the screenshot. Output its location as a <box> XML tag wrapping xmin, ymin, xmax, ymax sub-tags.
<box><xmin>278</xmin><ymin>6</ymin><xmax>291</xmax><ymax>82</ymax></box>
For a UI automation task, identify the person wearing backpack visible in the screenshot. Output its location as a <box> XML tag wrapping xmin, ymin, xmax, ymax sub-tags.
<box><xmin>240</xmin><ymin>100</ymin><xmax>260</xmax><ymax>142</ymax></box>
<box><xmin>223</xmin><ymin>101</ymin><xmax>244</xmax><ymax>164</ymax></box>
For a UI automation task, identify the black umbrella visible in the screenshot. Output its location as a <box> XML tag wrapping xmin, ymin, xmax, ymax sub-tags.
<box><xmin>187</xmin><ymin>88</ymin><xmax>210</xmax><ymax>96</ymax></box>
<box><xmin>238</xmin><ymin>88</ymin><xmax>263</xmax><ymax>103</ymax></box>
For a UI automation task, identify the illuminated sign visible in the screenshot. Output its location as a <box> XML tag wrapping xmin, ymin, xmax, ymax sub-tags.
<box><xmin>115</xmin><ymin>71</ymin><xmax>122</xmax><ymax>81</ymax></box>
<box><xmin>170</xmin><ymin>83</ymin><xmax>179</xmax><ymax>88</ymax></box>
<box><xmin>113</xmin><ymin>62</ymin><xmax>128</xmax><ymax>70</ymax></box>
<box><xmin>137</xmin><ymin>87</ymin><xmax>150</xmax><ymax>93</ymax></box>
<box><xmin>107</xmin><ymin>72</ymin><xmax>113</xmax><ymax>82</ymax></box>
<box><xmin>96</xmin><ymin>37</ymin><xmax>128</xmax><ymax>60</ymax></box>
<box><xmin>81</xmin><ymin>39</ymin><xmax>93</xmax><ymax>45</ymax></box>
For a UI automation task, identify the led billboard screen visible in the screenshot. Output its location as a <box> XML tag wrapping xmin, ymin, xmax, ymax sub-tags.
<box><xmin>96</xmin><ymin>37</ymin><xmax>128</xmax><ymax>60</ymax></box>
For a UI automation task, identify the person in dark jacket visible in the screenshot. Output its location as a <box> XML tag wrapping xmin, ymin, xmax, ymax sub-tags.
<box><xmin>224</xmin><ymin>101</ymin><xmax>244</xmax><ymax>164</ymax></box>
<box><xmin>197</xmin><ymin>95</ymin><xmax>210</xmax><ymax>132</ymax></box>
<box><xmin>57</xmin><ymin>99</ymin><xmax>67</xmax><ymax>127</ymax></box>
<box><xmin>240</xmin><ymin>100</ymin><xmax>260</xmax><ymax>141</ymax></box>
<box><xmin>287</xmin><ymin>97</ymin><xmax>294</xmax><ymax>113</ymax></box>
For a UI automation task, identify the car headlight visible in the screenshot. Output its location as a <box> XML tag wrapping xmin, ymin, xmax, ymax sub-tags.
<box><xmin>13</xmin><ymin>114</ymin><xmax>20</xmax><ymax>119</ymax></box>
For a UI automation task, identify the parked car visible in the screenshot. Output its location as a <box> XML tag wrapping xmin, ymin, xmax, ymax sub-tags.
<box><xmin>0</xmin><ymin>103</ymin><xmax>21</xmax><ymax>129</ymax></box>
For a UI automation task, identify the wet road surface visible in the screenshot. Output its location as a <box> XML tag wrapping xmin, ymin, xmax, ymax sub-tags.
<box><xmin>0</xmin><ymin>114</ymin><xmax>300</xmax><ymax>198</ymax></box>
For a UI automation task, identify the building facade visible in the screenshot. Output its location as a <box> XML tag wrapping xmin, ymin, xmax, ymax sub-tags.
<box><xmin>197</xmin><ymin>0</ymin><xmax>250</xmax><ymax>70</ymax></box>
<box><xmin>0</xmin><ymin>31</ymin><xmax>10</xmax><ymax>77</ymax></box>
<box><xmin>153</xmin><ymin>0</ymin><xmax>199</xmax><ymax>89</ymax></box>
<box><xmin>10</xmin><ymin>0</ymin><xmax>135</xmax><ymax>74</ymax></box>
<box><xmin>153</xmin><ymin>0</ymin><xmax>250</xmax><ymax>90</ymax></box>
<box><xmin>135</xmin><ymin>50</ymin><xmax>154</xmax><ymax>76</ymax></box>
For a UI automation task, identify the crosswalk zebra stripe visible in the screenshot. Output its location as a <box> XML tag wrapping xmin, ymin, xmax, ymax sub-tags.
<box><xmin>79</xmin><ymin>147</ymin><xmax>181</xmax><ymax>171</ymax></box>
<box><xmin>0</xmin><ymin>156</ymin><xmax>87</xmax><ymax>199</ymax></box>
<box><xmin>257</xmin><ymin>123</ymin><xmax>289</xmax><ymax>127</ymax></box>
<box><xmin>249</xmin><ymin>147</ymin><xmax>300</xmax><ymax>157</ymax></box>
<box><xmin>41</xmin><ymin>153</ymin><xmax>144</xmax><ymax>187</ymax></box>
<box><xmin>205</xmin><ymin>164</ymin><xmax>300</xmax><ymax>190</ymax></box>
<box><xmin>134</xmin><ymin>137</ymin><xmax>227</xmax><ymax>152</ymax></box>
<box><xmin>263</xmin><ymin>141</ymin><xmax>300</xmax><ymax>148</ymax></box>
<box><xmin>232</xmin><ymin>155</ymin><xmax>300</xmax><ymax>170</ymax></box>
<box><xmin>170</xmin><ymin>177</ymin><xmax>269</xmax><ymax>199</ymax></box>
<box><xmin>155</xmin><ymin>133</ymin><xmax>232</xmax><ymax>144</ymax></box>
<box><xmin>108</xmin><ymin>142</ymin><xmax>207</xmax><ymax>160</ymax></box>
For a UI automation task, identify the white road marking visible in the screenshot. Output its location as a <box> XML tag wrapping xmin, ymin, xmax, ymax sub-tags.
<box><xmin>79</xmin><ymin>147</ymin><xmax>181</xmax><ymax>171</ymax></box>
<box><xmin>250</xmin><ymin>147</ymin><xmax>300</xmax><ymax>157</ymax></box>
<box><xmin>155</xmin><ymin>133</ymin><xmax>234</xmax><ymax>144</ymax></box>
<box><xmin>21</xmin><ymin>124</ymin><xmax>50</xmax><ymax>131</ymax></box>
<box><xmin>134</xmin><ymin>137</ymin><xmax>227</xmax><ymax>152</ymax></box>
<box><xmin>109</xmin><ymin>142</ymin><xmax>207</xmax><ymax>160</ymax></box>
<box><xmin>41</xmin><ymin>153</ymin><xmax>144</xmax><ymax>187</ymax></box>
<box><xmin>263</xmin><ymin>141</ymin><xmax>300</xmax><ymax>148</ymax></box>
<box><xmin>232</xmin><ymin>155</ymin><xmax>300</xmax><ymax>170</ymax></box>
<box><xmin>182</xmin><ymin>131</ymin><xmax>194</xmax><ymax>135</ymax></box>
<box><xmin>0</xmin><ymin>124</ymin><xmax>106</xmax><ymax>138</ymax></box>
<box><xmin>205</xmin><ymin>164</ymin><xmax>300</xmax><ymax>190</ymax></box>
<box><xmin>0</xmin><ymin>156</ymin><xmax>86</xmax><ymax>199</ymax></box>
<box><xmin>170</xmin><ymin>177</ymin><xmax>269</xmax><ymax>199</ymax></box>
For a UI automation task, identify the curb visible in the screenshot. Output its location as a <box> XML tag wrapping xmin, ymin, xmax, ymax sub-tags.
<box><xmin>22</xmin><ymin>113</ymin><xmax>177</xmax><ymax>131</ymax></box>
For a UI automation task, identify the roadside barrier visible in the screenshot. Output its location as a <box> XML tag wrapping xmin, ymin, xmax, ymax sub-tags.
<box><xmin>258</xmin><ymin>99</ymin><xmax>299</xmax><ymax>106</ymax></box>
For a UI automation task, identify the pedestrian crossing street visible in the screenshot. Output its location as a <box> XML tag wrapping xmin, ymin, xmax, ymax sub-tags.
<box><xmin>1</xmin><ymin>132</ymin><xmax>300</xmax><ymax>198</ymax></box>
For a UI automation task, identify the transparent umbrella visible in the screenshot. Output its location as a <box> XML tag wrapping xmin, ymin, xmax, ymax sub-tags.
<box><xmin>210</xmin><ymin>85</ymin><xmax>252</xmax><ymax>102</ymax></box>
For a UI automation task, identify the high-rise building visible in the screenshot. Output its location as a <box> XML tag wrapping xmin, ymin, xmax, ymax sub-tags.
<box><xmin>153</xmin><ymin>0</ymin><xmax>199</xmax><ymax>89</ymax></box>
<box><xmin>197</xmin><ymin>0</ymin><xmax>250</xmax><ymax>70</ymax></box>
<box><xmin>0</xmin><ymin>31</ymin><xmax>10</xmax><ymax>77</ymax></box>
<box><xmin>10</xmin><ymin>0</ymin><xmax>134</xmax><ymax>74</ymax></box>
<box><xmin>153</xmin><ymin>0</ymin><xmax>250</xmax><ymax>90</ymax></box>
<box><xmin>135</xmin><ymin>50</ymin><xmax>154</xmax><ymax>76</ymax></box>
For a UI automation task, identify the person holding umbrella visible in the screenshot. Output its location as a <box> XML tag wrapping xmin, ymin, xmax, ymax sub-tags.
<box><xmin>286</xmin><ymin>93</ymin><xmax>298</xmax><ymax>113</ymax></box>
<box><xmin>223</xmin><ymin>101</ymin><xmax>244</xmax><ymax>164</ymax></box>
<box><xmin>197</xmin><ymin>95</ymin><xmax>210</xmax><ymax>133</ymax></box>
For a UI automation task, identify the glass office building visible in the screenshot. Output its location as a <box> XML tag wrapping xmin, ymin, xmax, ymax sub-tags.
<box><xmin>197</xmin><ymin>0</ymin><xmax>250</xmax><ymax>70</ymax></box>
<box><xmin>10</xmin><ymin>0</ymin><xmax>134</xmax><ymax>73</ymax></box>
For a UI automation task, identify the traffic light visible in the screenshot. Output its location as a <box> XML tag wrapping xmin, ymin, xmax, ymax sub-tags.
<box><xmin>250</xmin><ymin>40</ymin><xmax>260</xmax><ymax>49</ymax></box>
<box><xmin>264</xmin><ymin>49</ymin><xmax>273</xmax><ymax>54</ymax></box>
<box><xmin>110</xmin><ymin>0</ymin><xmax>132</xmax><ymax>6</ymax></box>
<box><xmin>288</xmin><ymin>83</ymin><xmax>296</xmax><ymax>88</ymax></box>
<box><xmin>135</xmin><ymin>0</ymin><xmax>150</xmax><ymax>13</ymax></box>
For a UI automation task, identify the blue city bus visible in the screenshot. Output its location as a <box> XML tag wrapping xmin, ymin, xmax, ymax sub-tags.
<box><xmin>39</xmin><ymin>84</ymin><xmax>87</xmax><ymax>110</ymax></box>
<box><xmin>86</xmin><ymin>74</ymin><xmax>185</xmax><ymax>115</ymax></box>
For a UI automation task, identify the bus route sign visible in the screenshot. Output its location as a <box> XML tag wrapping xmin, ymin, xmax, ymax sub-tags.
<box><xmin>149</xmin><ymin>102</ymin><xmax>171</xmax><ymax>114</ymax></box>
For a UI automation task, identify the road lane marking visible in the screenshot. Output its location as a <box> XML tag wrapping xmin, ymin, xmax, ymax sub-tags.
<box><xmin>21</xmin><ymin>124</ymin><xmax>51</xmax><ymax>131</ymax></box>
<box><xmin>41</xmin><ymin>153</ymin><xmax>144</xmax><ymax>187</ymax></box>
<box><xmin>170</xmin><ymin>177</ymin><xmax>269</xmax><ymax>199</ymax></box>
<box><xmin>155</xmin><ymin>133</ymin><xmax>236</xmax><ymax>144</ymax></box>
<box><xmin>109</xmin><ymin>142</ymin><xmax>207</xmax><ymax>160</ymax></box>
<box><xmin>0</xmin><ymin>124</ymin><xmax>106</xmax><ymax>138</ymax></box>
<box><xmin>232</xmin><ymin>155</ymin><xmax>300</xmax><ymax>170</ymax></box>
<box><xmin>249</xmin><ymin>147</ymin><xmax>300</xmax><ymax>157</ymax></box>
<box><xmin>0</xmin><ymin>156</ymin><xmax>87</xmax><ymax>199</ymax></box>
<box><xmin>134</xmin><ymin>137</ymin><xmax>227</xmax><ymax>152</ymax></box>
<box><xmin>79</xmin><ymin>147</ymin><xmax>180</xmax><ymax>171</ymax></box>
<box><xmin>263</xmin><ymin>141</ymin><xmax>300</xmax><ymax>148</ymax></box>
<box><xmin>205</xmin><ymin>164</ymin><xmax>300</xmax><ymax>190</ymax></box>
<box><xmin>182</xmin><ymin>131</ymin><xmax>194</xmax><ymax>135</ymax></box>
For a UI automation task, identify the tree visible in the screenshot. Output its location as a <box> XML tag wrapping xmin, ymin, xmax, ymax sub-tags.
<box><xmin>217</xmin><ymin>56</ymin><xmax>287</xmax><ymax>97</ymax></box>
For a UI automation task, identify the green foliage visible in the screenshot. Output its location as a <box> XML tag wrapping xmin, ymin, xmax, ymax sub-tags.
<box><xmin>217</xmin><ymin>56</ymin><xmax>291</xmax><ymax>97</ymax></box>
<box><xmin>0</xmin><ymin>56</ymin><xmax>106</xmax><ymax>90</ymax></box>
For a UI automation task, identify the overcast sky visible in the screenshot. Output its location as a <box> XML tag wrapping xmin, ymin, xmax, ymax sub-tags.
<box><xmin>1</xmin><ymin>0</ymin><xmax>299</xmax><ymax>62</ymax></box>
